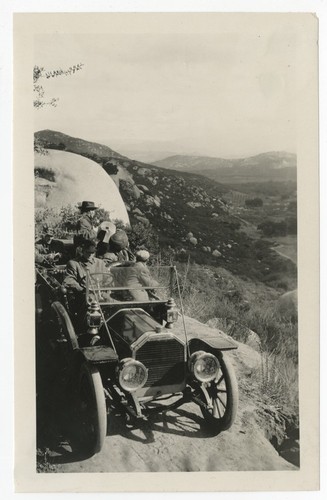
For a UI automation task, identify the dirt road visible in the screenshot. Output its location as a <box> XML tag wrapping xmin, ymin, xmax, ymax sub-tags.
<box><xmin>37</xmin><ymin>319</ymin><xmax>297</xmax><ymax>473</ymax></box>
<box><xmin>48</xmin><ymin>399</ymin><xmax>294</xmax><ymax>473</ymax></box>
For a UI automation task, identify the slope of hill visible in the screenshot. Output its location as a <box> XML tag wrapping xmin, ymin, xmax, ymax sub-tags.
<box><xmin>35</xmin><ymin>129</ymin><xmax>126</xmax><ymax>173</ymax></box>
<box><xmin>153</xmin><ymin>152</ymin><xmax>297</xmax><ymax>184</ymax></box>
<box><xmin>34</xmin><ymin>130</ymin><xmax>297</xmax><ymax>289</ymax></box>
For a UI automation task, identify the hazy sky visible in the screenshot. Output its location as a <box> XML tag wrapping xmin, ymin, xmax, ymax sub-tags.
<box><xmin>34</xmin><ymin>28</ymin><xmax>297</xmax><ymax>158</ymax></box>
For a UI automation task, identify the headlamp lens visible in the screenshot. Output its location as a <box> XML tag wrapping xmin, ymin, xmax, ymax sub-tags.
<box><xmin>190</xmin><ymin>351</ymin><xmax>219</xmax><ymax>383</ymax></box>
<box><xmin>118</xmin><ymin>359</ymin><xmax>148</xmax><ymax>392</ymax></box>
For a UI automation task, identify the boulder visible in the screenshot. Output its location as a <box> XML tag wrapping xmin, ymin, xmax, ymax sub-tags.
<box><xmin>133</xmin><ymin>185</ymin><xmax>142</xmax><ymax>199</ymax></box>
<box><xmin>34</xmin><ymin>150</ymin><xmax>129</xmax><ymax>224</ymax></box>
<box><xmin>276</xmin><ymin>290</ymin><xmax>298</xmax><ymax>321</ymax></box>
<box><xmin>187</xmin><ymin>201</ymin><xmax>202</xmax><ymax>208</ymax></box>
<box><xmin>163</xmin><ymin>212</ymin><xmax>173</xmax><ymax>222</ymax></box>
<box><xmin>137</xmin><ymin>167</ymin><xmax>149</xmax><ymax>177</ymax></box>
<box><xmin>145</xmin><ymin>195</ymin><xmax>161</xmax><ymax>208</ymax></box>
<box><xmin>133</xmin><ymin>208</ymin><xmax>143</xmax><ymax>216</ymax></box>
<box><xmin>134</xmin><ymin>214</ymin><xmax>150</xmax><ymax>227</ymax></box>
<box><xmin>137</xmin><ymin>184</ymin><xmax>149</xmax><ymax>193</ymax></box>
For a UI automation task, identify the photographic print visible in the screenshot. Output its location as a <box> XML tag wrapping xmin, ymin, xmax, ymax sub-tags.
<box><xmin>13</xmin><ymin>11</ymin><xmax>319</xmax><ymax>492</ymax></box>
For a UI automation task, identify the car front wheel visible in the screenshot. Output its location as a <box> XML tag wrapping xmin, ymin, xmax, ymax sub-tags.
<box><xmin>73</xmin><ymin>362</ymin><xmax>107</xmax><ymax>456</ymax></box>
<box><xmin>200</xmin><ymin>353</ymin><xmax>238</xmax><ymax>433</ymax></box>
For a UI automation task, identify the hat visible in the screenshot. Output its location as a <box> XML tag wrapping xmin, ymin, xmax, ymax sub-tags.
<box><xmin>42</xmin><ymin>224</ymin><xmax>54</xmax><ymax>236</ymax></box>
<box><xmin>97</xmin><ymin>221</ymin><xmax>116</xmax><ymax>243</ymax></box>
<box><xmin>79</xmin><ymin>201</ymin><xmax>99</xmax><ymax>212</ymax></box>
<box><xmin>136</xmin><ymin>250</ymin><xmax>150</xmax><ymax>262</ymax></box>
<box><xmin>102</xmin><ymin>252</ymin><xmax>118</xmax><ymax>263</ymax></box>
<box><xmin>110</xmin><ymin>229</ymin><xmax>129</xmax><ymax>251</ymax></box>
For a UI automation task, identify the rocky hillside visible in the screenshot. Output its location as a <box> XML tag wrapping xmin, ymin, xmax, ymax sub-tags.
<box><xmin>35</xmin><ymin>129</ymin><xmax>126</xmax><ymax>168</ymax></box>
<box><xmin>35</xmin><ymin>130</ymin><xmax>297</xmax><ymax>289</ymax></box>
<box><xmin>153</xmin><ymin>152</ymin><xmax>297</xmax><ymax>184</ymax></box>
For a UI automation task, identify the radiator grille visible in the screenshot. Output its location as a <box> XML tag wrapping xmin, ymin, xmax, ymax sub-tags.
<box><xmin>135</xmin><ymin>338</ymin><xmax>185</xmax><ymax>387</ymax></box>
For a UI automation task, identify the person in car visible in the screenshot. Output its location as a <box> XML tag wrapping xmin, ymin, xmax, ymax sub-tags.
<box><xmin>97</xmin><ymin>229</ymin><xmax>135</xmax><ymax>265</ymax></box>
<box><xmin>120</xmin><ymin>249</ymin><xmax>159</xmax><ymax>301</ymax></box>
<box><xmin>35</xmin><ymin>225</ymin><xmax>60</xmax><ymax>265</ymax></box>
<box><xmin>74</xmin><ymin>200</ymin><xmax>98</xmax><ymax>249</ymax></box>
<box><xmin>63</xmin><ymin>239</ymin><xmax>109</xmax><ymax>293</ymax></box>
<box><xmin>110</xmin><ymin>229</ymin><xmax>135</xmax><ymax>262</ymax></box>
<box><xmin>96</xmin><ymin>220</ymin><xmax>116</xmax><ymax>254</ymax></box>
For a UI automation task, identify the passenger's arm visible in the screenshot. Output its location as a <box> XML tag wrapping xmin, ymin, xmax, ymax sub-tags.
<box><xmin>78</xmin><ymin>218</ymin><xmax>96</xmax><ymax>240</ymax></box>
<box><xmin>63</xmin><ymin>261</ymin><xmax>84</xmax><ymax>291</ymax></box>
<box><xmin>138</xmin><ymin>267</ymin><xmax>159</xmax><ymax>288</ymax></box>
<box><xmin>35</xmin><ymin>249</ymin><xmax>46</xmax><ymax>264</ymax></box>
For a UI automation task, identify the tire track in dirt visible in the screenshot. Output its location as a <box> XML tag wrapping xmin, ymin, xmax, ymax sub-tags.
<box><xmin>52</xmin><ymin>400</ymin><xmax>295</xmax><ymax>473</ymax></box>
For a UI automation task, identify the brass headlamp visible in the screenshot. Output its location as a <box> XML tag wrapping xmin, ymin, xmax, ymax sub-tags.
<box><xmin>165</xmin><ymin>298</ymin><xmax>179</xmax><ymax>328</ymax></box>
<box><xmin>87</xmin><ymin>301</ymin><xmax>102</xmax><ymax>335</ymax></box>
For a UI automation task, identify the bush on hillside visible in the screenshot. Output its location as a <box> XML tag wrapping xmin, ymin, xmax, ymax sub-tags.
<box><xmin>257</xmin><ymin>218</ymin><xmax>297</xmax><ymax>237</ymax></box>
<box><xmin>245</xmin><ymin>197</ymin><xmax>263</xmax><ymax>208</ymax></box>
<box><xmin>126</xmin><ymin>221</ymin><xmax>159</xmax><ymax>254</ymax></box>
<box><xmin>35</xmin><ymin>205</ymin><xmax>111</xmax><ymax>238</ymax></box>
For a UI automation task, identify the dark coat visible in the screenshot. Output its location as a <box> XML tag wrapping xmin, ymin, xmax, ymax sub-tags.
<box><xmin>35</xmin><ymin>238</ymin><xmax>56</xmax><ymax>264</ymax></box>
<box><xmin>63</xmin><ymin>256</ymin><xmax>108</xmax><ymax>292</ymax></box>
<box><xmin>74</xmin><ymin>214</ymin><xmax>97</xmax><ymax>246</ymax></box>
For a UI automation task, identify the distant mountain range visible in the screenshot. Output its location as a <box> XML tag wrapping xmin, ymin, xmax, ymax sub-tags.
<box><xmin>153</xmin><ymin>152</ymin><xmax>297</xmax><ymax>184</ymax></box>
<box><xmin>113</xmin><ymin>149</ymin><xmax>181</xmax><ymax>164</ymax></box>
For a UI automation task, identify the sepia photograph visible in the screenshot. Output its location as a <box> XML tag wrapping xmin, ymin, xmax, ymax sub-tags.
<box><xmin>12</xmin><ymin>9</ymin><xmax>320</xmax><ymax>493</ymax></box>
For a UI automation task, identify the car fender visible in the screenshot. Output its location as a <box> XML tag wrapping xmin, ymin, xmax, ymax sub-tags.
<box><xmin>172</xmin><ymin>316</ymin><xmax>238</xmax><ymax>354</ymax></box>
<box><xmin>188</xmin><ymin>336</ymin><xmax>237</xmax><ymax>356</ymax></box>
<box><xmin>79</xmin><ymin>345</ymin><xmax>118</xmax><ymax>365</ymax></box>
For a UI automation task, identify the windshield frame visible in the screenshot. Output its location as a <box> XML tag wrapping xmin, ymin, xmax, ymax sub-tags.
<box><xmin>85</xmin><ymin>265</ymin><xmax>177</xmax><ymax>306</ymax></box>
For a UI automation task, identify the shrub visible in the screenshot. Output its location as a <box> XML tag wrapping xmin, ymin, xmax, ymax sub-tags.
<box><xmin>35</xmin><ymin>205</ymin><xmax>111</xmax><ymax>238</ymax></box>
<box><xmin>245</xmin><ymin>197</ymin><xmax>263</xmax><ymax>208</ymax></box>
<box><xmin>126</xmin><ymin>221</ymin><xmax>159</xmax><ymax>254</ymax></box>
<box><xmin>257</xmin><ymin>218</ymin><xmax>297</xmax><ymax>237</ymax></box>
<box><xmin>35</xmin><ymin>167</ymin><xmax>55</xmax><ymax>182</ymax></box>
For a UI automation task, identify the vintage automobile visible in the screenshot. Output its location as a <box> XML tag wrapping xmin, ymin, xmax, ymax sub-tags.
<box><xmin>35</xmin><ymin>257</ymin><xmax>239</xmax><ymax>456</ymax></box>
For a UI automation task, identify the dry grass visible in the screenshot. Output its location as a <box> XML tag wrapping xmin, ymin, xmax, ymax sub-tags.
<box><xmin>176</xmin><ymin>262</ymin><xmax>299</xmax><ymax>424</ymax></box>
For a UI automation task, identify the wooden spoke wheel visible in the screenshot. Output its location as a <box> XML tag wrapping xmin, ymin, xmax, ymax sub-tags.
<box><xmin>200</xmin><ymin>353</ymin><xmax>238</xmax><ymax>433</ymax></box>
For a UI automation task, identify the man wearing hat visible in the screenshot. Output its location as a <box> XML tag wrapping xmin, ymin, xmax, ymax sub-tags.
<box><xmin>63</xmin><ymin>239</ymin><xmax>113</xmax><ymax>327</ymax></box>
<box><xmin>35</xmin><ymin>225</ymin><xmax>59</xmax><ymax>264</ymax></box>
<box><xmin>63</xmin><ymin>239</ymin><xmax>109</xmax><ymax>293</ymax></box>
<box><xmin>74</xmin><ymin>201</ymin><xmax>98</xmax><ymax>248</ymax></box>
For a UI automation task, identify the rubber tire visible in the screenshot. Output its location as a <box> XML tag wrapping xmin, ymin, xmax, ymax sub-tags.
<box><xmin>200</xmin><ymin>352</ymin><xmax>238</xmax><ymax>433</ymax></box>
<box><xmin>75</xmin><ymin>362</ymin><xmax>107</xmax><ymax>456</ymax></box>
<box><xmin>51</xmin><ymin>301</ymin><xmax>79</xmax><ymax>349</ymax></box>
